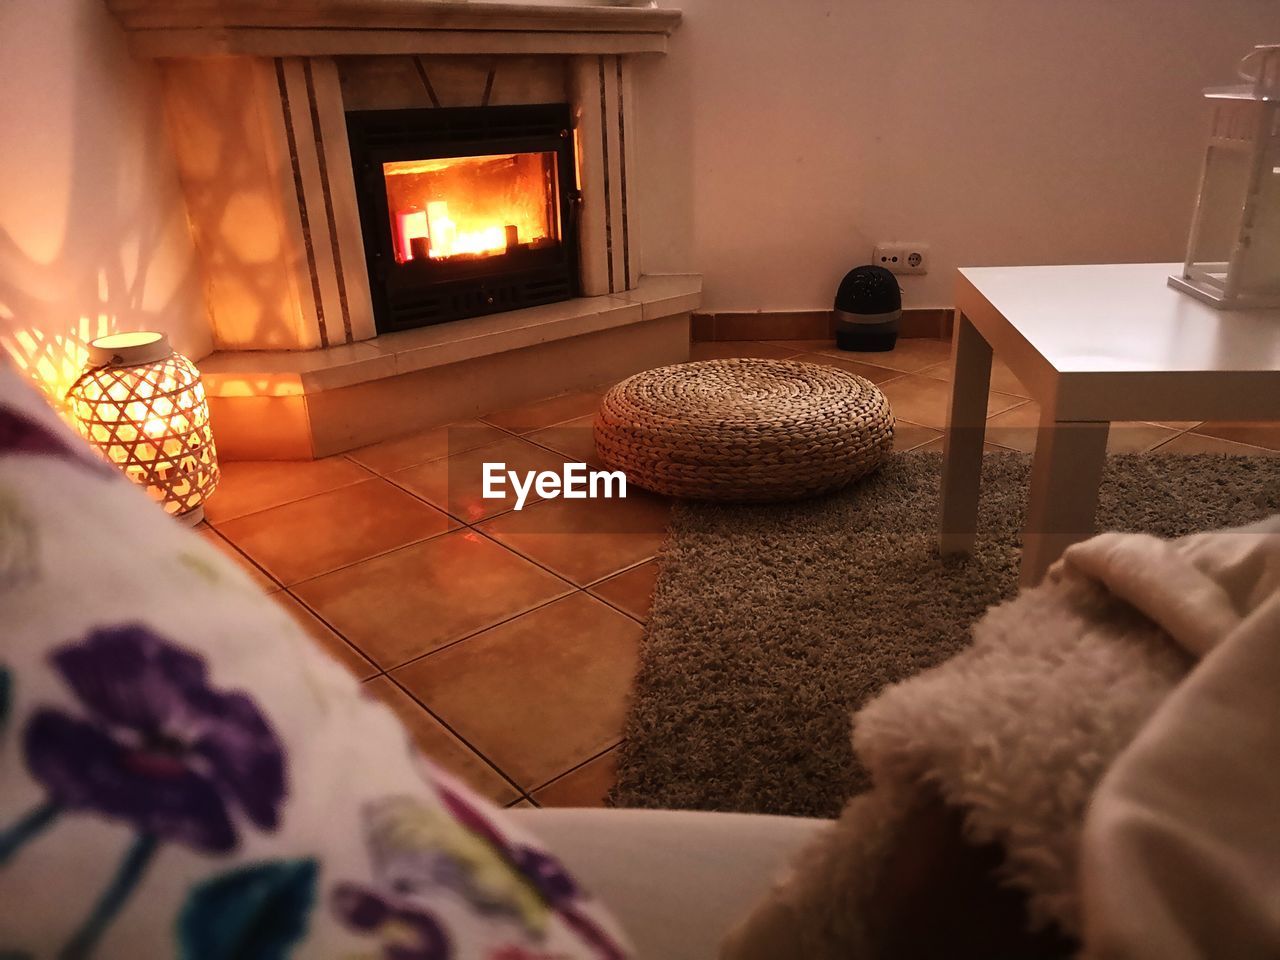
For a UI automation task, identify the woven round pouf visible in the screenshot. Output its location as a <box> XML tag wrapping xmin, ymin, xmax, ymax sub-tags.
<box><xmin>594</xmin><ymin>358</ymin><xmax>894</xmax><ymax>501</ymax></box>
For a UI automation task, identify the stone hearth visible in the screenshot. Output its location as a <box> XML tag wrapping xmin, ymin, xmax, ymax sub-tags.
<box><xmin>200</xmin><ymin>274</ymin><xmax>698</xmax><ymax>458</ymax></box>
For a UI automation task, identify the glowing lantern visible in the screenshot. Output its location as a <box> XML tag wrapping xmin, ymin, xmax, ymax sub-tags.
<box><xmin>66</xmin><ymin>332</ymin><xmax>219</xmax><ymax>524</ymax></box>
<box><xmin>1170</xmin><ymin>44</ymin><xmax>1280</xmax><ymax>309</ymax></box>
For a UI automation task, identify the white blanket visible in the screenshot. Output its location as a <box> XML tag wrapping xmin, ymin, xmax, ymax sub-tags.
<box><xmin>1052</xmin><ymin>517</ymin><xmax>1280</xmax><ymax>959</ymax></box>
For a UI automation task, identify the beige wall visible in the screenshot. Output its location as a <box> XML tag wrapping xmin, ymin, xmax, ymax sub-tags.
<box><xmin>0</xmin><ymin>0</ymin><xmax>210</xmax><ymax>406</ymax></box>
<box><xmin>4</xmin><ymin>0</ymin><xmax>1274</xmax><ymax>381</ymax></box>
<box><xmin>634</xmin><ymin>0</ymin><xmax>1280</xmax><ymax>311</ymax></box>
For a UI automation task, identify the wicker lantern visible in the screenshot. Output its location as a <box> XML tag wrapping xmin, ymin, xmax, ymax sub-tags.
<box><xmin>66</xmin><ymin>332</ymin><xmax>219</xmax><ymax>524</ymax></box>
<box><xmin>1169</xmin><ymin>44</ymin><xmax>1280</xmax><ymax>309</ymax></box>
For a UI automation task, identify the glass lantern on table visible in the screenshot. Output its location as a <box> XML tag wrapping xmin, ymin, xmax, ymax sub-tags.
<box><xmin>1169</xmin><ymin>44</ymin><xmax>1280</xmax><ymax>309</ymax></box>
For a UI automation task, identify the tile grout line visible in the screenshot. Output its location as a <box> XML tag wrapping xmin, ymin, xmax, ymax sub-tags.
<box><xmin>582</xmin><ymin>559</ymin><xmax>658</xmax><ymax>625</ymax></box>
<box><xmin>201</xmin><ymin>523</ymin><xmax>284</xmax><ymax>591</ymax></box>
<box><xmin>381</xmin><ymin>671</ymin><xmax>530</xmax><ymax>804</ymax></box>
<box><xmin>464</xmin><ymin>522</ymin><xmax>589</xmax><ymax>590</ymax></box>
<box><xmin>381</xmin><ymin>574</ymin><xmax>649</xmax><ymax>677</ymax></box>
<box><xmin>579</xmin><ymin>591</ymin><xmax>647</xmax><ymax>627</ymax></box>
<box><xmin>475</xmin><ymin>389</ymin><xmax>608</xmax><ymax>438</ymax></box>
<box><xmin>767</xmin><ymin>343</ymin><xmax>954</xmax><ymax>378</ymax></box>
<box><xmin>467</xmin><ymin>503</ymin><xmax>668</xmax><ymax>589</ymax></box>
<box><xmin>380</xmin><ymin>587</ymin><xmax>580</xmax><ymax>674</ymax></box>
<box><xmin>517</xmin><ymin>426</ymin><xmax>606</xmax><ymax>468</ymax></box>
<box><xmin>205</xmin><ymin>470</ymin><xmax>373</xmax><ymax>527</ymax></box>
<box><xmin>282</xmin><ymin>590</ymin><xmax>381</xmax><ymax>677</ymax></box>
<box><xmin>1148</xmin><ymin>427</ymin><xmax>1275</xmax><ymax>455</ymax></box>
<box><xmin>202</xmin><ymin>532</ymin><xmax>379</xmax><ymax>679</ymax></box>
<box><xmin>261</xmin><ymin>525</ymin><xmax>457</xmax><ymax>591</ymax></box>
<box><xmin>528</xmin><ymin>741</ymin><xmax>624</xmax><ymax>799</ymax></box>
<box><xmin>343</xmin><ymin>418</ymin><xmax>532</xmax><ymax>476</ymax></box>
<box><xmin>379</xmin><ymin>468</ymin><xmax>503</xmax><ymax>525</ymax></box>
<box><xmin>582</xmin><ymin>554</ymin><xmax>657</xmax><ymax>589</ymax></box>
<box><xmin>1179</xmin><ymin>425</ymin><xmax>1279</xmax><ymax>452</ymax></box>
<box><xmin>1139</xmin><ymin>421</ymin><xmax>1200</xmax><ymax>453</ymax></box>
<box><xmin>378</xmin><ymin>447</ymin><xmax>570</xmax><ymax>526</ymax></box>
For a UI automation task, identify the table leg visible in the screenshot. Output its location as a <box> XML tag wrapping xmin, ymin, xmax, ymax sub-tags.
<box><xmin>1020</xmin><ymin>412</ymin><xmax>1110</xmax><ymax>586</ymax></box>
<box><xmin>938</xmin><ymin>311</ymin><xmax>993</xmax><ymax>555</ymax></box>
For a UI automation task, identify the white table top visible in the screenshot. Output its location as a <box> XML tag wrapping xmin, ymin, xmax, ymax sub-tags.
<box><xmin>958</xmin><ymin>263</ymin><xmax>1280</xmax><ymax>373</ymax></box>
<box><xmin>956</xmin><ymin>263</ymin><xmax>1280</xmax><ymax>421</ymax></box>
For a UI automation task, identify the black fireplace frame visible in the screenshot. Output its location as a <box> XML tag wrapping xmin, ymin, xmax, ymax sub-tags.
<box><xmin>346</xmin><ymin>103</ymin><xmax>580</xmax><ymax>334</ymax></box>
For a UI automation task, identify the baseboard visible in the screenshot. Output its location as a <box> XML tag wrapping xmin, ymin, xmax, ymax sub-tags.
<box><xmin>691</xmin><ymin>308</ymin><xmax>953</xmax><ymax>342</ymax></box>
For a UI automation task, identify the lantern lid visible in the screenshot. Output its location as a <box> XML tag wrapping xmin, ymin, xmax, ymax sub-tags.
<box><xmin>1205</xmin><ymin>44</ymin><xmax>1280</xmax><ymax>102</ymax></box>
<box><xmin>88</xmin><ymin>331</ymin><xmax>172</xmax><ymax>367</ymax></box>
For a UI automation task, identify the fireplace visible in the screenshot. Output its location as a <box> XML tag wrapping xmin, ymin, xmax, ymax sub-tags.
<box><xmin>347</xmin><ymin>103</ymin><xmax>581</xmax><ymax>333</ymax></box>
<box><xmin>131</xmin><ymin>7</ymin><xmax>697</xmax><ymax>459</ymax></box>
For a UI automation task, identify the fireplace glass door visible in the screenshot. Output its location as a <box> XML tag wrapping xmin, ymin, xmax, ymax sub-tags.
<box><xmin>348</xmin><ymin>104</ymin><xmax>580</xmax><ymax>333</ymax></box>
<box><xmin>385</xmin><ymin>152</ymin><xmax>560</xmax><ymax>264</ymax></box>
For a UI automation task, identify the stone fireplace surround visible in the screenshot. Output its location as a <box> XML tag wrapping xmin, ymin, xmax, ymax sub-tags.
<box><xmin>104</xmin><ymin>0</ymin><xmax>697</xmax><ymax>458</ymax></box>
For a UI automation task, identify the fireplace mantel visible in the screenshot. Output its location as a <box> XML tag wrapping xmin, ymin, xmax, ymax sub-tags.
<box><xmin>104</xmin><ymin>1</ymin><xmax>683</xmax><ymax>56</ymax></box>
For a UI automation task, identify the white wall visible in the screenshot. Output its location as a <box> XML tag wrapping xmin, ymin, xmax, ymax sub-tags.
<box><xmin>635</xmin><ymin>0</ymin><xmax>1280</xmax><ymax>311</ymax></box>
<box><xmin>3</xmin><ymin>1</ymin><xmax>1273</xmax><ymax>374</ymax></box>
<box><xmin>0</xmin><ymin>0</ymin><xmax>209</xmax><ymax>404</ymax></box>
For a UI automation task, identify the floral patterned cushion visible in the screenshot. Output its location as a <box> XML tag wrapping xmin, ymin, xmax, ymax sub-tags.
<box><xmin>0</xmin><ymin>360</ymin><xmax>631</xmax><ymax>960</ymax></box>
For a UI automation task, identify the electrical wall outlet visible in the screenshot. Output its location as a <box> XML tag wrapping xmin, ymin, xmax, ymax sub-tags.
<box><xmin>872</xmin><ymin>242</ymin><xmax>930</xmax><ymax>275</ymax></box>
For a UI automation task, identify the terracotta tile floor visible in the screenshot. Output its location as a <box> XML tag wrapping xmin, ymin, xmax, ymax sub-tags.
<box><xmin>198</xmin><ymin>338</ymin><xmax>1280</xmax><ymax>807</ymax></box>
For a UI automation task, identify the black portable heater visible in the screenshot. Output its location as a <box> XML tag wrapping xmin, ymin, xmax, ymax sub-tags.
<box><xmin>833</xmin><ymin>265</ymin><xmax>901</xmax><ymax>351</ymax></box>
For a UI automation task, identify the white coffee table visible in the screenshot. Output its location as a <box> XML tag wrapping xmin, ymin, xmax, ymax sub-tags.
<box><xmin>938</xmin><ymin>262</ymin><xmax>1280</xmax><ymax>586</ymax></box>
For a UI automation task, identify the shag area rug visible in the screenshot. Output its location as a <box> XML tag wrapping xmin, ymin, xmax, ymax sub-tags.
<box><xmin>611</xmin><ymin>452</ymin><xmax>1280</xmax><ymax>818</ymax></box>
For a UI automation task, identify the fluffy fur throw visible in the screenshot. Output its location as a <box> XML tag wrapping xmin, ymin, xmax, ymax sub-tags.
<box><xmin>721</xmin><ymin>517</ymin><xmax>1280</xmax><ymax>960</ymax></box>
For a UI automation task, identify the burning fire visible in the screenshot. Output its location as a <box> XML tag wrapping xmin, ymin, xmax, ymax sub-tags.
<box><xmin>385</xmin><ymin>152</ymin><xmax>557</xmax><ymax>263</ymax></box>
<box><xmin>396</xmin><ymin>202</ymin><xmax>514</xmax><ymax>259</ymax></box>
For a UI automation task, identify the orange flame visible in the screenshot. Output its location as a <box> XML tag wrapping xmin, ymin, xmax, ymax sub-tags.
<box><xmin>384</xmin><ymin>152</ymin><xmax>558</xmax><ymax>263</ymax></box>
